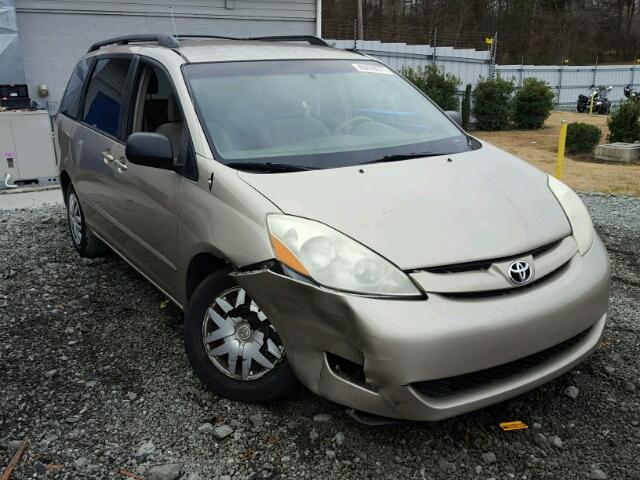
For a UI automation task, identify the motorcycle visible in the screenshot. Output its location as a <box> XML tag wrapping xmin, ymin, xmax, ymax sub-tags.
<box><xmin>624</xmin><ymin>84</ymin><xmax>640</xmax><ymax>103</ymax></box>
<box><xmin>576</xmin><ymin>85</ymin><xmax>612</xmax><ymax>114</ymax></box>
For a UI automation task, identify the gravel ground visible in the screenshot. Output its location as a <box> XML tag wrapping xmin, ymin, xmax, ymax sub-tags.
<box><xmin>1</xmin><ymin>193</ymin><xmax>638</xmax><ymax>480</ymax></box>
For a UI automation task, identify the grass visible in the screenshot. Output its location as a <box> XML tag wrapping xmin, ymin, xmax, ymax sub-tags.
<box><xmin>474</xmin><ymin>111</ymin><xmax>640</xmax><ymax>196</ymax></box>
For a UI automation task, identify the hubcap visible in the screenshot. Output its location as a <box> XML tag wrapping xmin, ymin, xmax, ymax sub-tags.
<box><xmin>68</xmin><ymin>193</ymin><xmax>83</xmax><ymax>245</ymax></box>
<box><xmin>202</xmin><ymin>286</ymin><xmax>285</xmax><ymax>381</ymax></box>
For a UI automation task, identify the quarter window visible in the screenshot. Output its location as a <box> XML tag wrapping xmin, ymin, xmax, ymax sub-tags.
<box><xmin>83</xmin><ymin>58</ymin><xmax>131</xmax><ymax>137</ymax></box>
<box><xmin>59</xmin><ymin>59</ymin><xmax>92</xmax><ymax>119</ymax></box>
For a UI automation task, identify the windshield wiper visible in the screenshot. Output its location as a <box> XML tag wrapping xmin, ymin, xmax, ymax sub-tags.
<box><xmin>360</xmin><ymin>152</ymin><xmax>441</xmax><ymax>165</ymax></box>
<box><xmin>226</xmin><ymin>162</ymin><xmax>313</xmax><ymax>173</ymax></box>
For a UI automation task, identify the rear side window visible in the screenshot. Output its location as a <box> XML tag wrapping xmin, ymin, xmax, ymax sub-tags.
<box><xmin>59</xmin><ymin>59</ymin><xmax>92</xmax><ymax>119</ymax></box>
<box><xmin>83</xmin><ymin>58</ymin><xmax>131</xmax><ymax>137</ymax></box>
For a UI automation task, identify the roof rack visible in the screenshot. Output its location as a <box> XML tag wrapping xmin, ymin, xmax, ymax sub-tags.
<box><xmin>248</xmin><ymin>35</ymin><xmax>329</xmax><ymax>46</ymax></box>
<box><xmin>176</xmin><ymin>34</ymin><xmax>329</xmax><ymax>47</ymax></box>
<box><xmin>87</xmin><ymin>33</ymin><xmax>329</xmax><ymax>54</ymax></box>
<box><xmin>88</xmin><ymin>33</ymin><xmax>179</xmax><ymax>53</ymax></box>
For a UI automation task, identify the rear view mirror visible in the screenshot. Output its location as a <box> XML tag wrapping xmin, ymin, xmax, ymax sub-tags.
<box><xmin>126</xmin><ymin>133</ymin><xmax>174</xmax><ymax>169</ymax></box>
<box><xmin>445</xmin><ymin>110</ymin><xmax>462</xmax><ymax>126</ymax></box>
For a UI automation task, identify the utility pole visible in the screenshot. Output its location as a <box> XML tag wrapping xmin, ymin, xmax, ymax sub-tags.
<box><xmin>357</xmin><ymin>0</ymin><xmax>364</xmax><ymax>41</ymax></box>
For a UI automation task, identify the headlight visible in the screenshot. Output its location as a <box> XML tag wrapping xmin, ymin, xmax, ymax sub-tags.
<box><xmin>266</xmin><ymin>214</ymin><xmax>422</xmax><ymax>297</ymax></box>
<box><xmin>548</xmin><ymin>175</ymin><xmax>594</xmax><ymax>255</ymax></box>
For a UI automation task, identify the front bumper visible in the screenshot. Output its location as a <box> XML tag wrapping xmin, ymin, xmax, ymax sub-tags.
<box><xmin>234</xmin><ymin>235</ymin><xmax>610</xmax><ymax>421</ymax></box>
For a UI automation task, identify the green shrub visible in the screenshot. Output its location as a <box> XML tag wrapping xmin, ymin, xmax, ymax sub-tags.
<box><xmin>402</xmin><ymin>64</ymin><xmax>460</xmax><ymax>111</ymax></box>
<box><xmin>566</xmin><ymin>122</ymin><xmax>602</xmax><ymax>154</ymax></box>
<box><xmin>462</xmin><ymin>83</ymin><xmax>472</xmax><ymax>130</ymax></box>
<box><xmin>512</xmin><ymin>78</ymin><xmax>555</xmax><ymax>129</ymax></box>
<box><xmin>472</xmin><ymin>76</ymin><xmax>514</xmax><ymax>130</ymax></box>
<box><xmin>607</xmin><ymin>101</ymin><xmax>640</xmax><ymax>143</ymax></box>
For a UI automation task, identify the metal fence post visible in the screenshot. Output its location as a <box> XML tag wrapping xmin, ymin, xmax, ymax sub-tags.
<box><xmin>592</xmin><ymin>55</ymin><xmax>598</xmax><ymax>87</ymax></box>
<box><xmin>557</xmin><ymin>63</ymin><xmax>564</xmax><ymax>106</ymax></box>
<box><xmin>518</xmin><ymin>57</ymin><xmax>524</xmax><ymax>88</ymax></box>
<box><xmin>488</xmin><ymin>32</ymin><xmax>498</xmax><ymax>79</ymax></box>
<box><xmin>353</xmin><ymin>18</ymin><xmax>358</xmax><ymax>50</ymax></box>
<box><xmin>432</xmin><ymin>26</ymin><xmax>437</xmax><ymax>65</ymax></box>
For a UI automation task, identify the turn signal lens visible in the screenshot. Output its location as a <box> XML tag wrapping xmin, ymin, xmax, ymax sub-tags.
<box><xmin>270</xmin><ymin>234</ymin><xmax>310</xmax><ymax>276</ymax></box>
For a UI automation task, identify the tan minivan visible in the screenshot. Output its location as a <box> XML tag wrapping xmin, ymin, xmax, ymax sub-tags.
<box><xmin>55</xmin><ymin>34</ymin><xmax>610</xmax><ymax>421</ymax></box>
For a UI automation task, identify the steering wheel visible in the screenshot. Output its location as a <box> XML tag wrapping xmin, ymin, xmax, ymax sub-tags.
<box><xmin>335</xmin><ymin>116</ymin><xmax>374</xmax><ymax>134</ymax></box>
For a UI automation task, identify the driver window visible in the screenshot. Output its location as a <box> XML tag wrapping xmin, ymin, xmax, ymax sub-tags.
<box><xmin>132</xmin><ymin>65</ymin><xmax>183</xmax><ymax>162</ymax></box>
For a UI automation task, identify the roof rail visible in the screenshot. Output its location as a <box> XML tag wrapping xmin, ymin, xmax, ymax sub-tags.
<box><xmin>87</xmin><ymin>33</ymin><xmax>330</xmax><ymax>53</ymax></box>
<box><xmin>88</xmin><ymin>34</ymin><xmax>179</xmax><ymax>53</ymax></box>
<box><xmin>176</xmin><ymin>34</ymin><xmax>329</xmax><ymax>47</ymax></box>
<box><xmin>249</xmin><ymin>35</ymin><xmax>329</xmax><ymax>46</ymax></box>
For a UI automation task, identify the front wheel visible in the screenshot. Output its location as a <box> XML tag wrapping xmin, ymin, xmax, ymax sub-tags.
<box><xmin>576</xmin><ymin>100</ymin><xmax>587</xmax><ymax>113</ymax></box>
<box><xmin>184</xmin><ymin>269</ymin><xmax>296</xmax><ymax>402</ymax></box>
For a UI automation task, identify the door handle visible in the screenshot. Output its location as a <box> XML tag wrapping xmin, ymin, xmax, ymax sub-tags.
<box><xmin>114</xmin><ymin>158</ymin><xmax>128</xmax><ymax>171</ymax></box>
<box><xmin>102</xmin><ymin>151</ymin><xmax>114</xmax><ymax>164</ymax></box>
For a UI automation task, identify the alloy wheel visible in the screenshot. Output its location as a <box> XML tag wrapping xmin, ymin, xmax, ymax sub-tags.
<box><xmin>68</xmin><ymin>192</ymin><xmax>83</xmax><ymax>246</ymax></box>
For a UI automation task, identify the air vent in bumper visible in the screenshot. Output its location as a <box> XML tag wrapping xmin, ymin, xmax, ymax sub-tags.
<box><xmin>411</xmin><ymin>327</ymin><xmax>591</xmax><ymax>399</ymax></box>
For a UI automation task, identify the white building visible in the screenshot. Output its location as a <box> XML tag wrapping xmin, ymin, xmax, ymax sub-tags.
<box><xmin>2</xmin><ymin>0</ymin><xmax>321</xmax><ymax>108</ymax></box>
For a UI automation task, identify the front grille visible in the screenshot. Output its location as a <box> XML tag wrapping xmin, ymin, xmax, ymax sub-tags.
<box><xmin>420</xmin><ymin>239</ymin><xmax>562</xmax><ymax>275</ymax></box>
<box><xmin>412</xmin><ymin>327</ymin><xmax>591</xmax><ymax>399</ymax></box>
<box><xmin>439</xmin><ymin>260</ymin><xmax>570</xmax><ymax>300</ymax></box>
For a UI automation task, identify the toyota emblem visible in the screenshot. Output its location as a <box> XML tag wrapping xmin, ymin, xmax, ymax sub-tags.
<box><xmin>508</xmin><ymin>260</ymin><xmax>533</xmax><ymax>285</ymax></box>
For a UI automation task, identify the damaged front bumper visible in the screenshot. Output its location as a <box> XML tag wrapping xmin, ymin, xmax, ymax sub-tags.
<box><xmin>232</xmin><ymin>235</ymin><xmax>610</xmax><ymax>421</ymax></box>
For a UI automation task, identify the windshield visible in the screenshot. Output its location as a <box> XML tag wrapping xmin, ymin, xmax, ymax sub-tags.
<box><xmin>184</xmin><ymin>59</ymin><xmax>477</xmax><ymax>170</ymax></box>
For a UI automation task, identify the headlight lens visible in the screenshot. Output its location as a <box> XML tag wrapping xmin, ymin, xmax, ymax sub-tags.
<box><xmin>548</xmin><ymin>175</ymin><xmax>594</xmax><ymax>255</ymax></box>
<box><xmin>267</xmin><ymin>214</ymin><xmax>421</xmax><ymax>296</ymax></box>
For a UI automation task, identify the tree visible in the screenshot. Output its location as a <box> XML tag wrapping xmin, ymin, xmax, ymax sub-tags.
<box><xmin>322</xmin><ymin>0</ymin><xmax>640</xmax><ymax>65</ymax></box>
<box><xmin>472</xmin><ymin>76</ymin><xmax>514</xmax><ymax>130</ymax></box>
<box><xmin>608</xmin><ymin>101</ymin><xmax>640</xmax><ymax>142</ymax></box>
<box><xmin>401</xmin><ymin>64</ymin><xmax>460</xmax><ymax>111</ymax></box>
<box><xmin>512</xmin><ymin>78</ymin><xmax>555</xmax><ymax>129</ymax></box>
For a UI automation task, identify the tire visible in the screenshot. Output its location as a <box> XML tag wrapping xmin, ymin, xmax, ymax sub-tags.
<box><xmin>66</xmin><ymin>186</ymin><xmax>109</xmax><ymax>258</ymax></box>
<box><xmin>576</xmin><ymin>100</ymin><xmax>587</xmax><ymax>113</ymax></box>
<box><xmin>184</xmin><ymin>268</ymin><xmax>297</xmax><ymax>402</ymax></box>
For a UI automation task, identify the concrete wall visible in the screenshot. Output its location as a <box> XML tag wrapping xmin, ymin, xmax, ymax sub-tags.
<box><xmin>15</xmin><ymin>0</ymin><xmax>319</xmax><ymax>108</ymax></box>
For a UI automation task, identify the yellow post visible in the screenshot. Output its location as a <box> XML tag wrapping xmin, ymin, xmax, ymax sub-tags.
<box><xmin>589</xmin><ymin>91</ymin><xmax>595</xmax><ymax>115</ymax></box>
<box><xmin>555</xmin><ymin>120</ymin><xmax>568</xmax><ymax>179</ymax></box>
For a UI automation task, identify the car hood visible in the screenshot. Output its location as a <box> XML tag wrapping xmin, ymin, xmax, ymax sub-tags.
<box><xmin>238</xmin><ymin>142</ymin><xmax>571</xmax><ymax>270</ymax></box>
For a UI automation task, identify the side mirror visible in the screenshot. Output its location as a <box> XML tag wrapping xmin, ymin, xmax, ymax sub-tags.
<box><xmin>125</xmin><ymin>133</ymin><xmax>174</xmax><ymax>169</ymax></box>
<box><xmin>445</xmin><ymin>110</ymin><xmax>462</xmax><ymax>127</ymax></box>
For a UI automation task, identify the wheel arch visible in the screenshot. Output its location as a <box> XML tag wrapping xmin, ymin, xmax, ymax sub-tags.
<box><xmin>59</xmin><ymin>170</ymin><xmax>72</xmax><ymax>204</ymax></box>
<box><xmin>185</xmin><ymin>251</ymin><xmax>230</xmax><ymax>302</ymax></box>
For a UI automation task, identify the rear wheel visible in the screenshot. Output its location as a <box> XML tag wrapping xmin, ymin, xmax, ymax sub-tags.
<box><xmin>184</xmin><ymin>268</ymin><xmax>296</xmax><ymax>402</ymax></box>
<box><xmin>66</xmin><ymin>186</ymin><xmax>108</xmax><ymax>258</ymax></box>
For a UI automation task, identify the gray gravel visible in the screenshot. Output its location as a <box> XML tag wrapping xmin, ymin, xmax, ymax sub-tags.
<box><xmin>1</xmin><ymin>192</ymin><xmax>639</xmax><ymax>479</ymax></box>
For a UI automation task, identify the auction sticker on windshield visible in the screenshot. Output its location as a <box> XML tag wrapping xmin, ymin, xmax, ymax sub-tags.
<box><xmin>352</xmin><ymin>63</ymin><xmax>392</xmax><ymax>74</ymax></box>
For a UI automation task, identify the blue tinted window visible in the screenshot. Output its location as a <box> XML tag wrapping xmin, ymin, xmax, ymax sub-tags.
<box><xmin>59</xmin><ymin>59</ymin><xmax>91</xmax><ymax>119</ymax></box>
<box><xmin>83</xmin><ymin>58</ymin><xmax>131</xmax><ymax>137</ymax></box>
